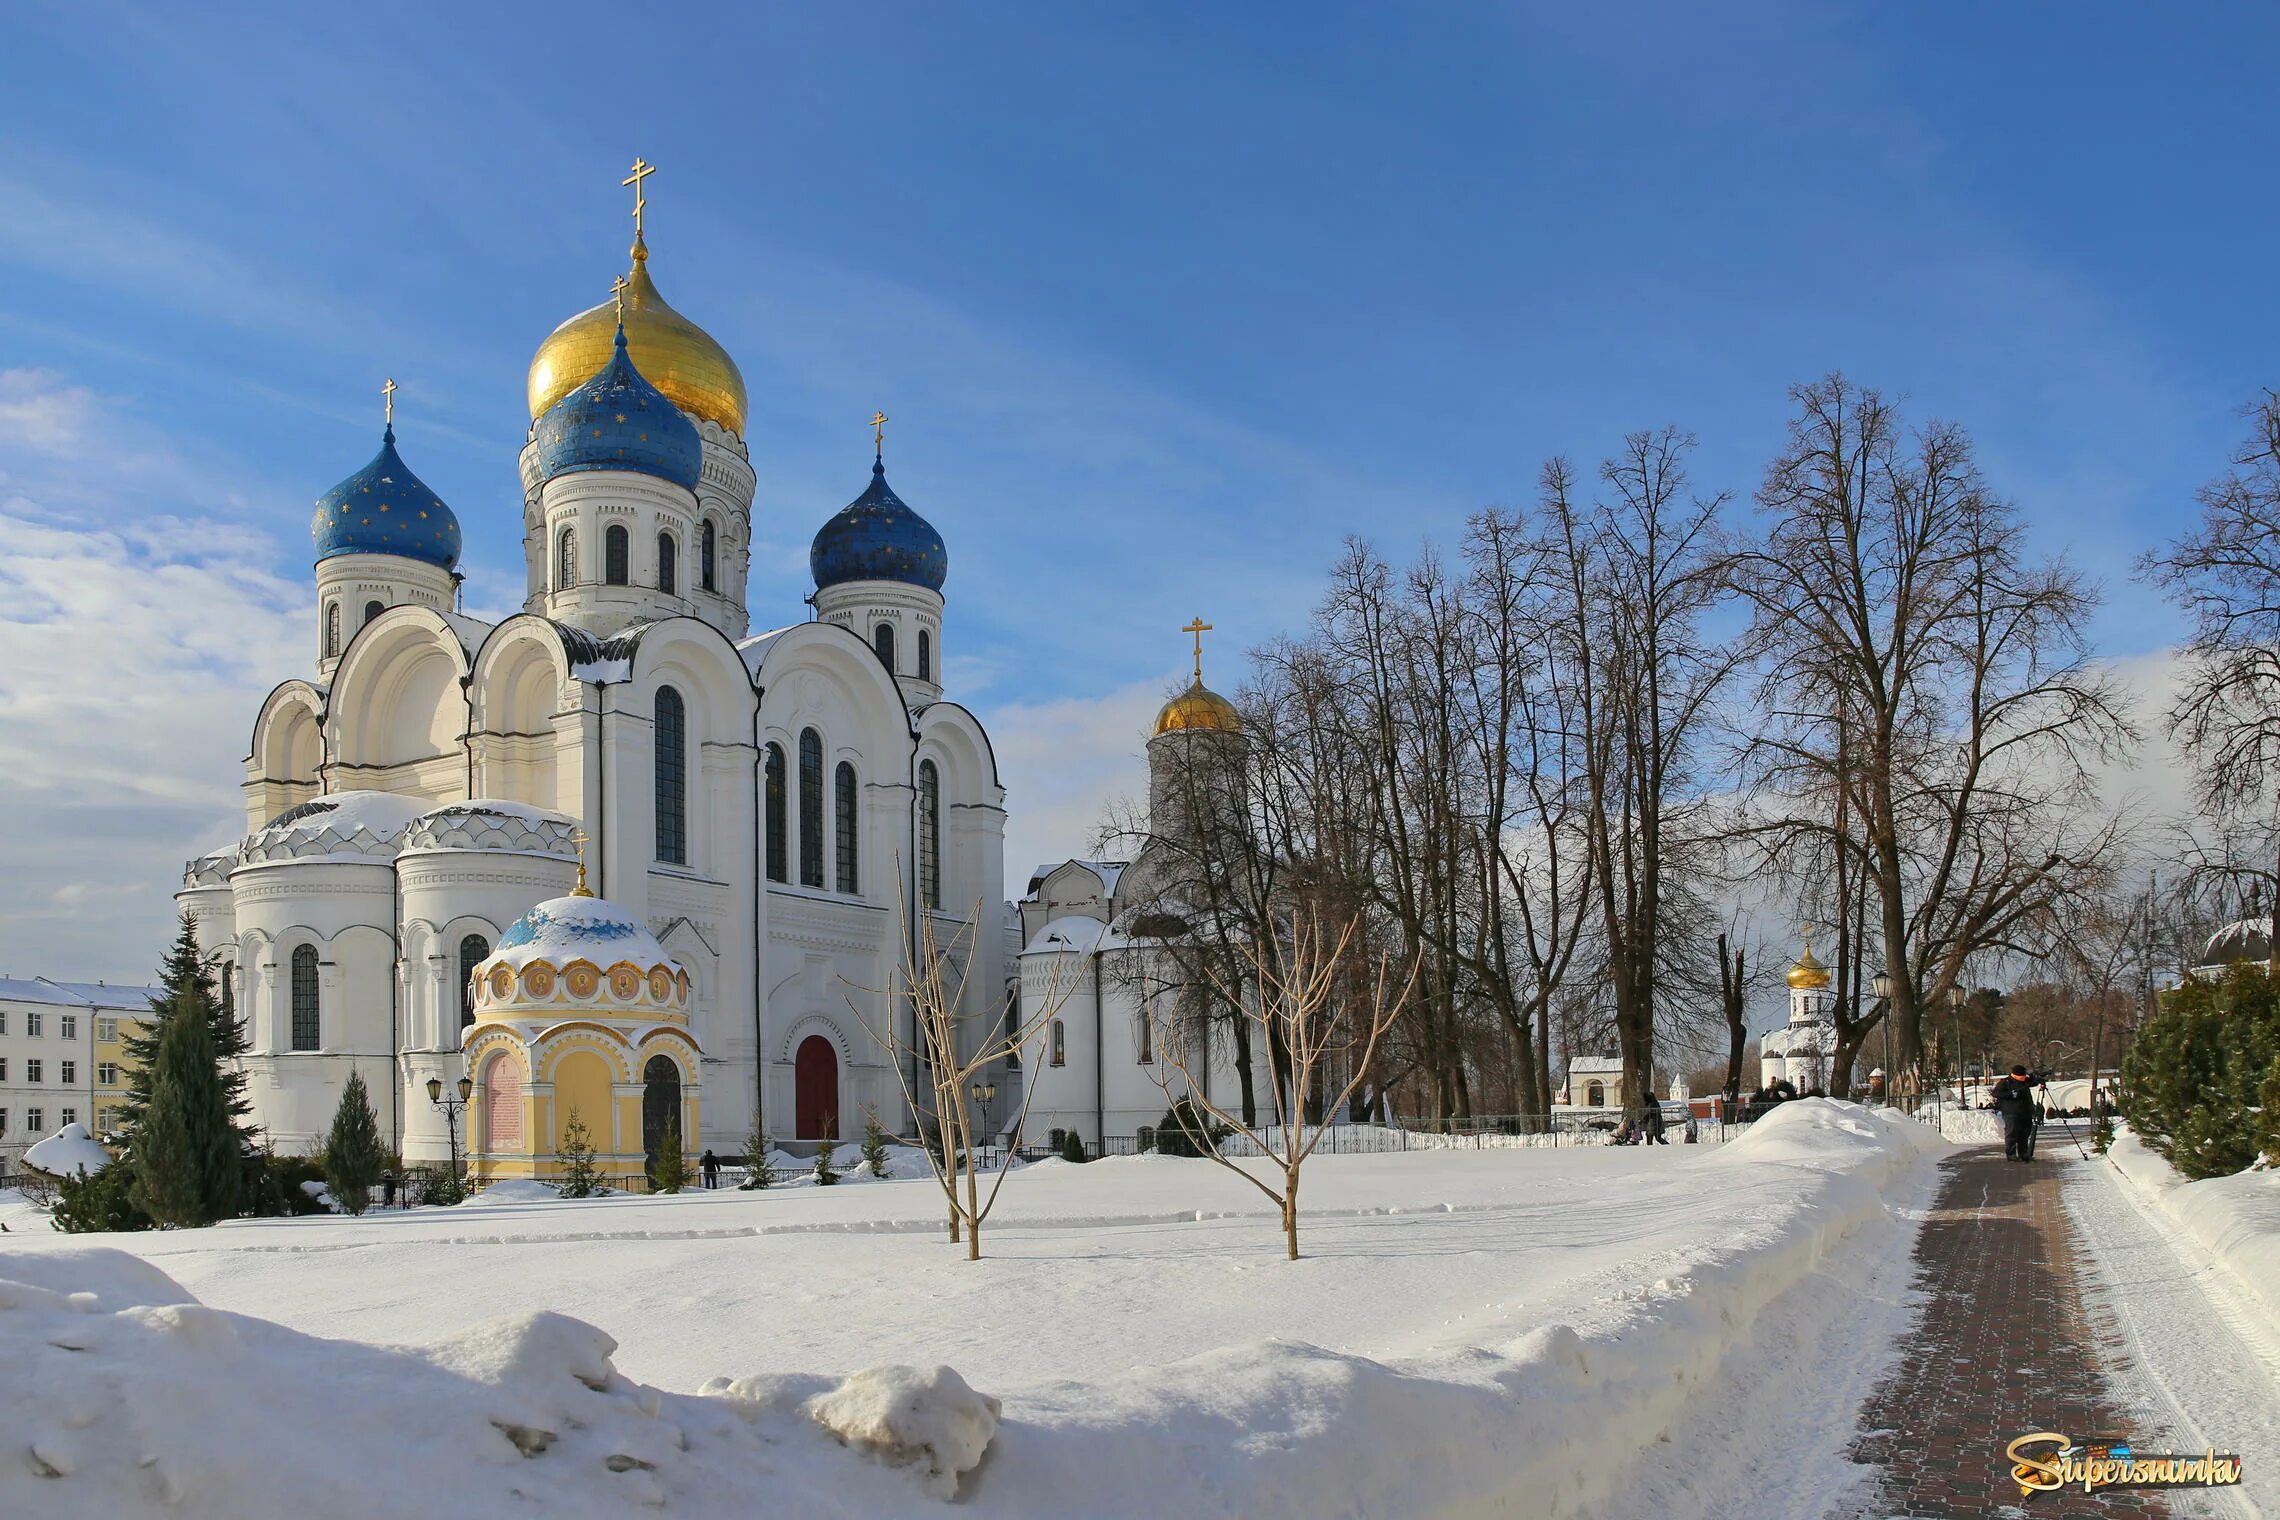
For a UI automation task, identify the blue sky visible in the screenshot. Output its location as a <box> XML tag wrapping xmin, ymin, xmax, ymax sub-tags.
<box><xmin>2</xmin><ymin>2</ymin><xmax>2275</xmax><ymax>978</ymax></box>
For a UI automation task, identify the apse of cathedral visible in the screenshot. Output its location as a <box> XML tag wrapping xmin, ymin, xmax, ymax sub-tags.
<box><xmin>175</xmin><ymin>162</ymin><xmax>1006</xmax><ymax>1173</ymax></box>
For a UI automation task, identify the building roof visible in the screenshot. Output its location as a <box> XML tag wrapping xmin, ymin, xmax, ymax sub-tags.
<box><xmin>2201</xmin><ymin>917</ymin><xmax>2274</xmax><ymax>968</ymax></box>
<box><xmin>1566</xmin><ymin>1056</ymin><xmax>1623</xmax><ymax>1074</ymax></box>
<box><xmin>0</xmin><ymin>978</ymin><xmax>163</xmax><ymax>1010</ymax></box>
<box><xmin>811</xmin><ymin>456</ymin><xmax>948</xmax><ymax>593</ymax></box>
<box><xmin>309</xmin><ymin>424</ymin><xmax>462</xmax><ymax>570</ymax></box>
<box><xmin>492</xmin><ymin>894</ymin><xmax>675</xmax><ymax>974</ymax></box>
<box><xmin>531</xmin><ymin>323</ymin><xmax>703</xmax><ymax>490</ymax></box>
<box><xmin>1023</xmin><ymin>858</ymin><xmax>1127</xmax><ymax>899</ymax></box>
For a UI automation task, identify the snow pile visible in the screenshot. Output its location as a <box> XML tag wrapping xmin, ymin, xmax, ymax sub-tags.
<box><xmin>472</xmin><ymin>1178</ymin><xmax>577</xmax><ymax>1203</ymax></box>
<box><xmin>22</xmin><ymin>1123</ymin><xmax>112</xmax><ymax>1178</ymax></box>
<box><xmin>2106</xmin><ymin>1128</ymin><xmax>2280</xmax><ymax>1330</ymax></box>
<box><xmin>0</xmin><ymin>1248</ymin><xmax>996</xmax><ymax>1518</ymax></box>
<box><xmin>761</xmin><ymin>1142</ymin><xmax>940</xmax><ymax>1184</ymax></box>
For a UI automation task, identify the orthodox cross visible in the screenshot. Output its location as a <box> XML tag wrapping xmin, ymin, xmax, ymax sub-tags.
<box><xmin>570</xmin><ymin>828</ymin><xmax>592</xmax><ymax>895</ymax></box>
<box><xmin>870</xmin><ymin>410</ymin><xmax>889</xmax><ymax>458</ymax></box>
<box><xmin>1801</xmin><ymin>921</ymin><xmax>1817</xmax><ymax>957</ymax></box>
<box><xmin>381</xmin><ymin>377</ymin><xmax>397</xmax><ymax>428</ymax></box>
<box><xmin>1183</xmin><ymin>616</ymin><xmax>1213</xmax><ymax>683</ymax></box>
<box><xmin>611</xmin><ymin>274</ymin><xmax>629</xmax><ymax>321</ymax></box>
<box><xmin>622</xmin><ymin>157</ymin><xmax>656</xmax><ymax>238</ymax></box>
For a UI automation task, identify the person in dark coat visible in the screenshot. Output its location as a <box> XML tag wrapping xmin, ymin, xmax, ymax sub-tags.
<box><xmin>1643</xmin><ymin>1101</ymin><xmax>1669</xmax><ymax>1145</ymax></box>
<box><xmin>1990</xmin><ymin>1066</ymin><xmax>2044</xmax><ymax>1162</ymax></box>
<box><xmin>699</xmin><ymin>1149</ymin><xmax>721</xmax><ymax>1189</ymax></box>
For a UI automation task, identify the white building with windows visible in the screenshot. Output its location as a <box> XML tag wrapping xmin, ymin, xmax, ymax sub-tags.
<box><xmin>1759</xmin><ymin>938</ymin><xmax>1837</xmax><ymax>1092</ymax></box>
<box><xmin>176</xmin><ymin>195</ymin><xmax>1005</xmax><ymax>1171</ymax></box>
<box><xmin>0</xmin><ymin>979</ymin><xmax>159</xmax><ymax>1178</ymax></box>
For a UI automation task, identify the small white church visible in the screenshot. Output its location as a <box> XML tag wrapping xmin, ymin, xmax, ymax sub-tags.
<box><xmin>1759</xmin><ymin>936</ymin><xmax>1836</xmax><ymax>1092</ymax></box>
<box><xmin>176</xmin><ymin>166</ymin><xmax>1005</xmax><ymax>1173</ymax></box>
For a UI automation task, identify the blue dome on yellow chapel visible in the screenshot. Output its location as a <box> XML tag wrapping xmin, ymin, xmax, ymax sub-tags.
<box><xmin>532</xmin><ymin>323</ymin><xmax>703</xmax><ymax>491</ymax></box>
<box><xmin>310</xmin><ymin>424</ymin><xmax>462</xmax><ymax>570</ymax></box>
<box><xmin>811</xmin><ymin>456</ymin><xmax>949</xmax><ymax>593</ymax></box>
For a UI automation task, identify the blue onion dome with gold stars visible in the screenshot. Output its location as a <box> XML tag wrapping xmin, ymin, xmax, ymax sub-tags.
<box><xmin>531</xmin><ymin>323</ymin><xmax>703</xmax><ymax>490</ymax></box>
<box><xmin>310</xmin><ymin>424</ymin><xmax>462</xmax><ymax>569</ymax></box>
<box><xmin>811</xmin><ymin>455</ymin><xmax>948</xmax><ymax>592</ymax></box>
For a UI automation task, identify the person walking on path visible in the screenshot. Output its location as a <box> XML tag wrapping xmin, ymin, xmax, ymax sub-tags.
<box><xmin>1991</xmin><ymin>1065</ymin><xmax>2044</xmax><ymax>1162</ymax></box>
<box><xmin>1642</xmin><ymin>1101</ymin><xmax>1669</xmax><ymax>1145</ymax></box>
<box><xmin>699</xmin><ymin>1149</ymin><xmax>721</xmax><ymax>1190</ymax></box>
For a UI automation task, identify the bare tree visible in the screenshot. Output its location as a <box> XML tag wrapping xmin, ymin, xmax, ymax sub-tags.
<box><xmin>1734</xmin><ymin>375</ymin><xmax>2133</xmax><ymax>1103</ymax></box>
<box><xmin>1149</xmin><ymin>906</ymin><xmax>1416</xmax><ymax>1260</ymax></box>
<box><xmin>1542</xmin><ymin>433</ymin><xmax>1741</xmax><ymax>1128</ymax></box>
<box><xmin>852</xmin><ymin>900</ymin><xmax>1077</xmax><ymax>1261</ymax></box>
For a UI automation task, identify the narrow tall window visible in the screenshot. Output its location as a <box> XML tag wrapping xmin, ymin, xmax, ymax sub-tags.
<box><xmin>798</xmin><ymin>729</ymin><xmax>824</xmax><ymax>888</ymax></box>
<box><xmin>1049</xmin><ymin>1019</ymin><xmax>1066</xmax><ymax>1067</ymax></box>
<box><xmin>700</xmin><ymin>520</ymin><xmax>718</xmax><ymax>592</ymax></box>
<box><xmin>764</xmin><ymin>742</ymin><xmax>787</xmax><ymax>883</ymax></box>
<box><xmin>458</xmin><ymin>934</ymin><xmax>490</xmax><ymax>1032</ymax></box>
<box><xmin>835</xmin><ymin>761</ymin><xmax>859</xmax><ymax>893</ymax></box>
<box><xmin>556</xmin><ymin>527</ymin><xmax>577</xmax><ymax>591</ymax></box>
<box><xmin>917</xmin><ymin>629</ymin><xmax>932</xmax><ymax>681</ymax></box>
<box><xmin>363</xmin><ymin>599</ymin><xmax>385</xmax><ymax>627</ymax></box>
<box><xmin>605</xmin><ymin>525</ymin><xmax>630</xmax><ymax>585</ymax></box>
<box><xmin>1138</xmin><ymin>1004</ymin><xmax>1153</xmax><ymax>1064</ymax></box>
<box><xmin>873</xmin><ymin>622</ymin><xmax>896</xmax><ymax>671</ymax></box>
<box><xmin>657</xmin><ymin>530</ymin><xmax>676</xmax><ymax>595</ymax></box>
<box><xmin>290</xmin><ymin>945</ymin><xmax>319</xmax><ymax>1051</ymax></box>
<box><xmin>220</xmin><ymin>965</ymin><xmax>234</xmax><ymax>1029</ymax></box>
<box><xmin>323</xmin><ymin>602</ymin><xmax>340</xmax><ymax>658</ymax></box>
<box><xmin>917</xmin><ymin>759</ymin><xmax>941</xmax><ymax>910</ymax></box>
<box><xmin>655</xmin><ymin>685</ymin><xmax>687</xmax><ymax>866</ymax></box>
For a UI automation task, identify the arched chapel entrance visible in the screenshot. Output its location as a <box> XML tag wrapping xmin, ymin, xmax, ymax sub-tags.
<box><xmin>641</xmin><ymin>1055</ymin><xmax>681</xmax><ymax>1176</ymax></box>
<box><xmin>795</xmin><ymin>1035</ymin><xmax>839</xmax><ymax>1140</ymax></box>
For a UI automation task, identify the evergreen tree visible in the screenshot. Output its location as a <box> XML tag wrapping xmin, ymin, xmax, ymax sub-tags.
<box><xmin>556</xmin><ymin>1108</ymin><xmax>603</xmax><ymax>1198</ymax></box>
<box><xmin>121</xmin><ymin>914</ymin><xmax>253</xmax><ymax>1148</ymax></box>
<box><xmin>51</xmin><ymin>1161</ymin><xmax>150</xmax><ymax>1234</ymax></box>
<box><xmin>649</xmin><ymin>1115</ymin><xmax>689</xmax><ymax>1194</ymax></box>
<box><xmin>739</xmin><ymin>1113</ymin><xmax>777</xmax><ymax>1189</ymax></box>
<box><xmin>323</xmin><ymin>1070</ymin><xmax>387</xmax><ymax>1215</ymax></box>
<box><xmin>130</xmin><ymin>1003</ymin><xmax>238</xmax><ymax>1227</ymax></box>
<box><xmin>2121</xmin><ymin>966</ymin><xmax>2280</xmax><ymax>1179</ymax></box>
<box><xmin>1059</xmin><ymin>1129</ymin><xmax>1089</xmax><ymax>1164</ymax></box>
<box><xmin>811</xmin><ymin>1139</ymin><xmax>840</xmax><ymax>1185</ymax></box>
<box><xmin>859</xmin><ymin>1104</ymin><xmax>891</xmax><ymax>1179</ymax></box>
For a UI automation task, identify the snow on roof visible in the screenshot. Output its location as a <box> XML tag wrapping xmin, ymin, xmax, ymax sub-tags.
<box><xmin>1566</xmin><ymin>1056</ymin><xmax>1623</xmax><ymax>1074</ymax></box>
<box><xmin>737</xmin><ymin>624</ymin><xmax>802</xmax><ymax>676</ymax></box>
<box><xmin>0</xmin><ymin>978</ymin><xmax>162</xmax><ymax>1009</ymax></box>
<box><xmin>411</xmin><ymin>798</ymin><xmax>575</xmax><ymax>827</ymax></box>
<box><xmin>23</xmin><ymin>1122</ymin><xmax>113</xmax><ymax>1177</ymax></box>
<box><xmin>493</xmin><ymin>895</ymin><xmax>675</xmax><ymax>972</ymax></box>
<box><xmin>1022</xmin><ymin>914</ymin><xmax>1118</xmax><ymax>956</ymax></box>
<box><xmin>1022</xmin><ymin>858</ymin><xmax>1128</xmax><ymax>899</ymax></box>
<box><xmin>439</xmin><ymin>610</ymin><xmax>496</xmax><ymax>658</ymax></box>
<box><xmin>255</xmin><ymin>790</ymin><xmax>429</xmax><ymax>840</ymax></box>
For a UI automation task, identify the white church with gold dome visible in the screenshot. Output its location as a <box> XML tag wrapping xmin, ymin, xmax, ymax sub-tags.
<box><xmin>174</xmin><ymin>163</ymin><xmax>1005</xmax><ymax>1176</ymax></box>
<box><xmin>1759</xmin><ymin>935</ymin><xmax>1838</xmax><ymax>1093</ymax></box>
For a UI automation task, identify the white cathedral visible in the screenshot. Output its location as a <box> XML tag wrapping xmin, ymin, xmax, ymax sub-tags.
<box><xmin>176</xmin><ymin>184</ymin><xmax>1006</xmax><ymax>1170</ymax></box>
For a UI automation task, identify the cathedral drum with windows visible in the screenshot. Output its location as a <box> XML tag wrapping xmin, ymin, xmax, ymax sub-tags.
<box><xmin>177</xmin><ymin>167</ymin><xmax>1006</xmax><ymax>1163</ymax></box>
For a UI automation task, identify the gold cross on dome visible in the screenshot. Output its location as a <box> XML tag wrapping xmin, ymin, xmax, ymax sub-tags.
<box><xmin>870</xmin><ymin>410</ymin><xmax>889</xmax><ymax>457</ymax></box>
<box><xmin>381</xmin><ymin>377</ymin><xmax>397</xmax><ymax>428</ymax></box>
<box><xmin>622</xmin><ymin>157</ymin><xmax>656</xmax><ymax>238</ymax></box>
<box><xmin>570</xmin><ymin>827</ymin><xmax>593</xmax><ymax>896</ymax></box>
<box><xmin>1183</xmin><ymin>616</ymin><xmax>1213</xmax><ymax>682</ymax></box>
<box><xmin>611</xmin><ymin>274</ymin><xmax>629</xmax><ymax>322</ymax></box>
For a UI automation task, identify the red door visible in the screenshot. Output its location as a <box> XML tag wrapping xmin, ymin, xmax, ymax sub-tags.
<box><xmin>795</xmin><ymin>1035</ymin><xmax>839</xmax><ymax>1140</ymax></box>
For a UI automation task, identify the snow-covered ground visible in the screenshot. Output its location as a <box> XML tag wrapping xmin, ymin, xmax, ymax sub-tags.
<box><xmin>2</xmin><ymin>1101</ymin><xmax>1947</xmax><ymax>1519</ymax></box>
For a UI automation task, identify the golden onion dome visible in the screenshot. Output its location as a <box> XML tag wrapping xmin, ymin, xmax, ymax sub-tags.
<box><xmin>527</xmin><ymin>236</ymin><xmax>747</xmax><ymax>436</ymax></box>
<box><xmin>1786</xmin><ymin>943</ymin><xmax>1831</xmax><ymax>991</ymax></box>
<box><xmin>1154</xmin><ymin>679</ymin><xmax>1242</xmax><ymax>737</ymax></box>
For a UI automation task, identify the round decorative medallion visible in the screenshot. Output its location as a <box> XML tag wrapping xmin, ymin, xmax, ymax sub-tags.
<box><xmin>522</xmin><ymin>962</ymin><xmax>556</xmax><ymax>998</ymax></box>
<box><xmin>565</xmin><ymin>963</ymin><xmax>599</xmax><ymax>998</ymax></box>
<box><xmin>648</xmin><ymin>967</ymin><xmax>673</xmax><ymax>1001</ymax></box>
<box><xmin>610</xmin><ymin>965</ymin><xmax>642</xmax><ymax>1000</ymax></box>
<box><xmin>489</xmin><ymin>965</ymin><xmax>514</xmax><ymax>999</ymax></box>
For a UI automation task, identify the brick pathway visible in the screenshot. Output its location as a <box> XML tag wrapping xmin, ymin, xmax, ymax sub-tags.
<box><xmin>1841</xmin><ymin>1147</ymin><xmax>2171</xmax><ymax>1518</ymax></box>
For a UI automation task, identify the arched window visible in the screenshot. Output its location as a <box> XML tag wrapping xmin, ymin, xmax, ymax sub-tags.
<box><xmin>556</xmin><ymin>527</ymin><xmax>577</xmax><ymax>591</ymax></box>
<box><xmin>323</xmin><ymin>602</ymin><xmax>340</xmax><ymax>658</ymax></box>
<box><xmin>219</xmin><ymin>962</ymin><xmax>235</xmax><ymax>1027</ymax></box>
<box><xmin>1049</xmin><ymin>1018</ymin><xmax>1066</xmax><ymax>1067</ymax></box>
<box><xmin>363</xmin><ymin>600</ymin><xmax>385</xmax><ymax>627</ymax></box>
<box><xmin>1137</xmin><ymin>1005</ymin><xmax>1153</xmax><ymax>1064</ymax></box>
<box><xmin>835</xmin><ymin>761</ymin><xmax>859</xmax><ymax>894</ymax></box>
<box><xmin>700</xmin><ymin>520</ymin><xmax>718</xmax><ymax>592</ymax></box>
<box><xmin>605</xmin><ymin>525</ymin><xmax>630</xmax><ymax>585</ymax></box>
<box><xmin>798</xmin><ymin>729</ymin><xmax>824</xmax><ymax>888</ymax></box>
<box><xmin>654</xmin><ymin>685</ymin><xmax>687</xmax><ymax>866</ymax></box>
<box><xmin>763</xmin><ymin>742</ymin><xmax>787</xmax><ymax>883</ymax></box>
<box><xmin>1585</xmin><ymin>1080</ymin><xmax>1605</xmax><ymax>1108</ymax></box>
<box><xmin>289</xmin><ymin>945</ymin><xmax>320</xmax><ymax>1051</ymax></box>
<box><xmin>873</xmin><ymin>622</ymin><xmax>895</xmax><ymax>671</ymax></box>
<box><xmin>656</xmin><ymin>530</ymin><xmax>676</xmax><ymax>595</ymax></box>
<box><xmin>917</xmin><ymin>759</ymin><xmax>941</xmax><ymax>910</ymax></box>
<box><xmin>458</xmin><ymin>933</ymin><xmax>490</xmax><ymax>1034</ymax></box>
<box><xmin>917</xmin><ymin>629</ymin><xmax>932</xmax><ymax>681</ymax></box>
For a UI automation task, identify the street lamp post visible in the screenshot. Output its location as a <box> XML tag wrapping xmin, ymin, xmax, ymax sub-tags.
<box><xmin>1871</xmin><ymin>971</ymin><xmax>1894</xmax><ymax>1103</ymax></box>
<box><xmin>969</xmin><ymin>1079</ymin><xmax>998</xmax><ymax>1146</ymax></box>
<box><xmin>427</xmin><ymin>1074</ymin><xmax>475</xmax><ymax>1191</ymax></box>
